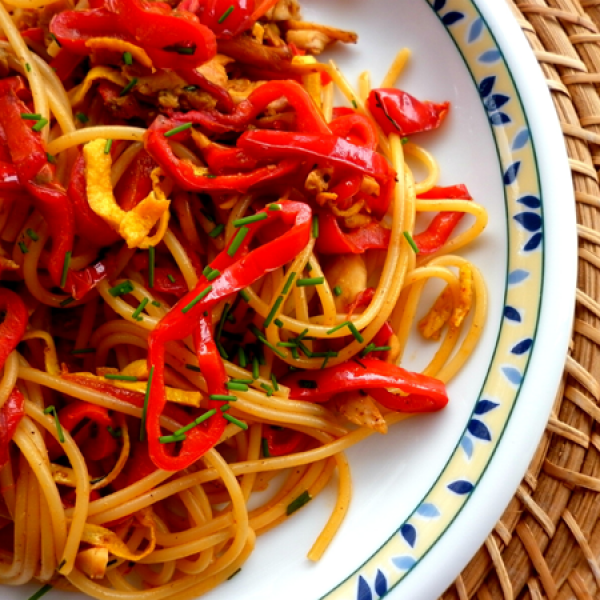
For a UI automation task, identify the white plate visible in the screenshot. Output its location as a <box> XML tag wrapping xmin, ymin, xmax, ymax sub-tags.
<box><xmin>8</xmin><ymin>1</ymin><xmax>576</xmax><ymax>599</ymax></box>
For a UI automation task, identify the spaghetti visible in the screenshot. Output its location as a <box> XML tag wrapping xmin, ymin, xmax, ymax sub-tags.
<box><xmin>0</xmin><ymin>0</ymin><xmax>488</xmax><ymax>598</ymax></box>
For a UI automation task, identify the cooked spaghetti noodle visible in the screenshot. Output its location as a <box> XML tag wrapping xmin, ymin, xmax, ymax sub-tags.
<box><xmin>0</xmin><ymin>1</ymin><xmax>488</xmax><ymax>598</ymax></box>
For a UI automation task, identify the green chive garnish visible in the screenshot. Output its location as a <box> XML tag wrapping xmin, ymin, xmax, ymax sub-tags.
<box><xmin>208</xmin><ymin>223</ymin><xmax>224</xmax><ymax>238</ymax></box>
<box><xmin>209</xmin><ymin>394</ymin><xmax>234</xmax><ymax>402</ymax></box>
<box><xmin>46</xmin><ymin>152</ymin><xmax>56</xmax><ymax>163</ymax></box>
<box><xmin>220</xmin><ymin>403</ymin><xmax>231</xmax><ymax>412</ymax></box>
<box><xmin>107</xmin><ymin>426</ymin><xmax>122</xmax><ymax>438</ymax></box>
<box><xmin>270</xmin><ymin>373</ymin><xmax>279</xmax><ymax>391</ymax></box>
<box><xmin>326</xmin><ymin>321</ymin><xmax>363</xmax><ymax>342</ymax></box>
<box><xmin>264</xmin><ymin>296</ymin><xmax>284</xmax><ymax>328</ymax></box>
<box><xmin>57</xmin><ymin>559</ymin><xmax>67</xmax><ymax>572</ymax></box>
<box><xmin>249</xmin><ymin>324</ymin><xmax>287</xmax><ymax>358</ymax></box>
<box><xmin>268</xmin><ymin>203</ymin><xmax>281</xmax><ymax>211</ymax></box>
<box><xmin>226</xmin><ymin>381</ymin><xmax>248</xmax><ymax>392</ymax></box>
<box><xmin>260</xmin><ymin>383</ymin><xmax>274</xmax><ymax>397</ymax></box>
<box><xmin>403</xmin><ymin>231</ymin><xmax>420</xmax><ymax>253</ymax></box>
<box><xmin>227</xmin><ymin>226</ymin><xmax>249</xmax><ymax>257</ymax></box>
<box><xmin>239</xmin><ymin>289</ymin><xmax>250</xmax><ymax>302</ymax></box>
<box><xmin>167</xmin><ymin>273</ymin><xmax>176</xmax><ymax>283</ymax></box>
<box><xmin>104</xmin><ymin>139</ymin><xmax>113</xmax><ymax>154</ymax></box>
<box><xmin>108</xmin><ymin>280</ymin><xmax>134</xmax><ymax>297</ymax></box>
<box><xmin>59</xmin><ymin>297</ymin><xmax>75</xmax><ymax>307</ymax></box>
<box><xmin>333</xmin><ymin>286</ymin><xmax>342</xmax><ymax>297</ymax></box>
<box><xmin>18</xmin><ymin>241</ymin><xmax>28</xmax><ymax>254</ymax></box>
<box><xmin>132</xmin><ymin>297</ymin><xmax>148</xmax><ymax>320</ymax></box>
<box><xmin>43</xmin><ymin>406</ymin><xmax>65</xmax><ymax>443</ymax></box>
<box><xmin>28</xmin><ymin>583</ymin><xmax>53</xmax><ymax>600</ymax></box>
<box><xmin>352</xmin><ymin>99</ymin><xmax>358</xmax><ymax>109</ymax></box>
<box><xmin>182</xmin><ymin>285</ymin><xmax>213</xmax><ymax>313</ymax></box>
<box><xmin>21</xmin><ymin>112</ymin><xmax>41</xmax><ymax>120</ymax></box>
<box><xmin>164</xmin><ymin>122</ymin><xmax>193</xmax><ymax>137</ymax></box>
<box><xmin>50</xmin><ymin>33</ymin><xmax>61</xmax><ymax>47</ymax></box>
<box><xmin>262</xmin><ymin>438</ymin><xmax>270</xmax><ymax>457</ymax></box>
<box><xmin>296</xmin><ymin>277</ymin><xmax>324</xmax><ymax>287</ymax></box>
<box><xmin>119</xmin><ymin>78</ymin><xmax>138</xmax><ymax>97</ymax></box>
<box><xmin>282</xmin><ymin>271</ymin><xmax>296</xmax><ymax>295</ymax></box>
<box><xmin>163</xmin><ymin>45</ymin><xmax>196</xmax><ymax>55</ymax></box>
<box><xmin>312</xmin><ymin>214</ymin><xmax>319</xmax><ymax>239</ymax></box>
<box><xmin>76</xmin><ymin>112</ymin><xmax>89</xmax><ymax>123</ymax></box>
<box><xmin>151</xmin><ymin>300</ymin><xmax>161</xmax><ymax>307</ymax></box>
<box><xmin>238</xmin><ymin>347</ymin><xmax>247</xmax><ymax>368</ymax></box>
<box><xmin>183</xmin><ymin>85</ymin><xmax>198</xmax><ymax>92</ymax></box>
<box><xmin>159</xmin><ymin>433</ymin><xmax>186</xmax><ymax>444</ymax></box>
<box><xmin>26</xmin><ymin>228</ymin><xmax>39</xmax><ymax>241</ymax></box>
<box><xmin>123</xmin><ymin>51</ymin><xmax>133</xmax><ymax>65</ymax></box>
<box><xmin>148</xmin><ymin>246</ymin><xmax>155</xmax><ymax>288</ymax></box>
<box><xmin>401</xmin><ymin>137</ymin><xmax>409</xmax><ymax>144</ymax></box>
<box><xmin>104</xmin><ymin>374</ymin><xmax>138</xmax><ymax>381</ymax></box>
<box><xmin>274</xmin><ymin>318</ymin><xmax>284</xmax><ymax>328</ymax></box>
<box><xmin>140</xmin><ymin>366</ymin><xmax>154</xmax><ymax>442</ymax></box>
<box><xmin>185</xmin><ymin>364</ymin><xmax>201</xmax><ymax>372</ymax></box>
<box><xmin>71</xmin><ymin>347</ymin><xmax>95</xmax><ymax>355</ymax></box>
<box><xmin>172</xmin><ymin>408</ymin><xmax>217</xmax><ymax>437</ymax></box>
<box><xmin>218</xmin><ymin>5</ymin><xmax>234</xmax><ymax>23</ymax></box>
<box><xmin>233</xmin><ymin>213</ymin><xmax>268</xmax><ymax>227</ymax></box>
<box><xmin>321</xmin><ymin>354</ymin><xmax>331</xmax><ymax>369</ymax></box>
<box><xmin>252</xmin><ymin>355</ymin><xmax>260</xmax><ymax>379</ymax></box>
<box><xmin>286</xmin><ymin>490</ymin><xmax>311</xmax><ymax>515</ymax></box>
<box><xmin>32</xmin><ymin>118</ymin><xmax>48</xmax><ymax>132</ymax></box>
<box><xmin>206</xmin><ymin>268</ymin><xmax>220</xmax><ymax>281</ymax></box>
<box><xmin>60</xmin><ymin>251</ymin><xmax>71</xmax><ymax>288</ymax></box>
<box><xmin>223</xmin><ymin>413</ymin><xmax>247</xmax><ymax>430</ymax></box>
<box><xmin>231</xmin><ymin>378</ymin><xmax>253</xmax><ymax>385</ymax></box>
<box><xmin>306</xmin><ymin>262</ymin><xmax>313</xmax><ymax>272</ymax></box>
<box><xmin>25</xmin><ymin>63</ymin><xmax>31</xmax><ymax>72</ymax></box>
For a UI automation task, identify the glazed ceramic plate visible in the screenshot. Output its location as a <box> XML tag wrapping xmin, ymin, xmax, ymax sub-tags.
<box><xmin>10</xmin><ymin>1</ymin><xmax>576</xmax><ymax>600</ymax></box>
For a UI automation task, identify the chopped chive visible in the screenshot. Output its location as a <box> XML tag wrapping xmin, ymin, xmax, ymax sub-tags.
<box><xmin>182</xmin><ymin>285</ymin><xmax>213</xmax><ymax>314</ymax></box>
<box><xmin>109</xmin><ymin>280</ymin><xmax>134</xmax><ymax>297</ymax></box>
<box><xmin>46</xmin><ymin>152</ymin><xmax>56</xmax><ymax>164</ymax></box>
<box><xmin>148</xmin><ymin>246</ymin><xmax>155</xmax><ymax>287</ymax></box>
<box><xmin>233</xmin><ymin>213</ymin><xmax>268</xmax><ymax>227</ymax></box>
<box><xmin>227</xmin><ymin>567</ymin><xmax>242</xmax><ymax>580</ymax></box>
<box><xmin>91</xmin><ymin>475</ymin><xmax>107</xmax><ymax>484</ymax></box>
<box><xmin>28</xmin><ymin>583</ymin><xmax>53</xmax><ymax>600</ymax></box>
<box><xmin>76</xmin><ymin>112</ymin><xmax>89</xmax><ymax>123</ymax></box>
<box><xmin>26</xmin><ymin>228</ymin><xmax>39</xmax><ymax>242</ymax></box>
<box><xmin>238</xmin><ymin>347</ymin><xmax>248</xmax><ymax>368</ymax></box>
<box><xmin>104</xmin><ymin>374</ymin><xmax>138</xmax><ymax>381</ymax></box>
<box><xmin>268</xmin><ymin>203</ymin><xmax>281</xmax><ymax>211</ymax></box>
<box><xmin>202</xmin><ymin>265</ymin><xmax>212</xmax><ymax>277</ymax></box>
<box><xmin>164</xmin><ymin>122</ymin><xmax>193</xmax><ymax>137</ymax></box>
<box><xmin>185</xmin><ymin>364</ymin><xmax>201</xmax><ymax>372</ymax></box>
<box><xmin>163</xmin><ymin>44</ymin><xmax>196</xmax><ymax>55</ymax></box>
<box><xmin>327</xmin><ymin>321</ymin><xmax>353</xmax><ymax>335</ymax></box>
<box><xmin>239</xmin><ymin>289</ymin><xmax>250</xmax><ymax>302</ymax></box>
<box><xmin>220</xmin><ymin>403</ymin><xmax>231</xmax><ymax>412</ymax></box>
<box><xmin>321</xmin><ymin>354</ymin><xmax>331</xmax><ymax>369</ymax></box>
<box><xmin>57</xmin><ymin>559</ymin><xmax>67</xmax><ymax>572</ymax></box>
<box><xmin>50</xmin><ymin>32</ymin><xmax>61</xmax><ymax>47</ymax></box>
<box><xmin>209</xmin><ymin>223</ymin><xmax>224</xmax><ymax>238</ymax></box>
<box><xmin>264</xmin><ymin>295</ymin><xmax>284</xmax><ymax>328</ymax></box>
<box><xmin>60</xmin><ymin>251</ymin><xmax>71</xmax><ymax>288</ymax></box>
<box><xmin>218</xmin><ymin>5</ymin><xmax>235</xmax><ymax>23</ymax></box>
<box><xmin>32</xmin><ymin>118</ymin><xmax>48</xmax><ymax>132</ymax></box>
<box><xmin>151</xmin><ymin>300</ymin><xmax>161</xmax><ymax>307</ymax></box>
<box><xmin>43</xmin><ymin>406</ymin><xmax>65</xmax><ymax>443</ymax></box>
<box><xmin>353</xmin><ymin>357</ymin><xmax>367</xmax><ymax>369</ymax></box>
<box><xmin>21</xmin><ymin>112</ymin><xmax>41</xmax><ymax>120</ymax></box>
<box><xmin>71</xmin><ymin>347</ymin><xmax>95</xmax><ymax>355</ymax></box>
<box><xmin>298</xmin><ymin>379</ymin><xmax>317</xmax><ymax>389</ymax></box>
<box><xmin>348</xmin><ymin>322</ymin><xmax>364</xmax><ymax>343</ymax></box>
<box><xmin>297</xmin><ymin>341</ymin><xmax>313</xmax><ymax>357</ymax></box>
<box><xmin>260</xmin><ymin>383</ymin><xmax>274</xmax><ymax>397</ymax></box>
<box><xmin>252</xmin><ymin>356</ymin><xmax>260</xmax><ymax>380</ymax></box>
<box><xmin>274</xmin><ymin>318</ymin><xmax>284</xmax><ymax>328</ymax></box>
<box><xmin>123</xmin><ymin>51</ymin><xmax>133</xmax><ymax>65</ymax></box>
<box><xmin>333</xmin><ymin>285</ymin><xmax>342</xmax><ymax>297</ymax></box>
<box><xmin>25</xmin><ymin>63</ymin><xmax>31</xmax><ymax>72</ymax></box>
<box><xmin>282</xmin><ymin>271</ymin><xmax>296</xmax><ymax>295</ymax></box>
<box><xmin>262</xmin><ymin>438</ymin><xmax>270</xmax><ymax>457</ymax></box>
<box><xmin>296</xmin><ymin>277</ymin><xmax>324</xmax><ymax>287</ymax></box>
<box><xmin>360</xmin><ymin>343</ymin><xmax>376</xmax><ymax>357</ymax></box>
<box><xmin>401</xmin><ymin>136</ymin><xmax>409</xmax><ymax>144</ymax></box>
<box><xmin>306</xmin><ymin>262</ymin><xmax>313</xmax><ymax>272</ymax></box>
<box><xmin>231</xmin><ymin>378</ymin><xmax>253</xmax><ymax>385</ymax></box>
<box><xmin>107</xmin><ymin>426</ymin><xmax>122</xmax><ymax>438</ymax></box>
<box><xmin>140</xmin><ymin>366</ymin><xmax>154</xmax><ymax>442</ymax></box>
<box><xmin>286</xmin><ymin>490</ymin><xmax>311</xmax><ymax>515</ymax></box>
<box><xmin>209</xmin><ymin>394</ymin><xmax>234</xmax><ymax>402</ymax></box>
<box><xmin>131</xmin><ymin>297</ymin><xmax>149</xmax><ymax>320</ymax></box>
<box><xmin>204</xmin><ymin>173</ymin><xmax>217</xmax><ymax>179</ymax></box>
<box><xmin>351</xmin><ymin>99</ymin><xmax>358</xmax><ymax>109</ymax></box>
<box><xmin>312</xmin><ymin>214</ymin><xmax>319</xmax><ymax>239</ymax></box>
<box><xmin>183</xmin><ymin>85</ymin><xmax>198</xmax><ymax>92</ymax></box>
<box><xmin>104</xmin><ymin>138</ymin><xmax>113</xmax><ymax>154</ymax></box>
<box><xmin>291</xmin><ymin>347</ymin><xmax>300</xmax><ymax>359</ymax></box>
<box><xmin>18</xmin><ymin>241</ymin><xmax>28</xmax><ymax>254</ymax></box>
<box><xmin>249</xmin><ymin>324</ymin><xmax>287</xmax><ymax>358</ymax></box>
<box><xmin>173</xmin><ymin>408</ymin><xmax>217</xmax><ymax>437</ymax></box>
<box><xmin>107</xmin><ymin>559</ymin><xmax>118</xmax><ymax>567</ymax></box>
<box><xmin>159</xmin><ymin>433</ymin><xmax>186</xmax><ymax>444</ymax></box>
<box><xmin>270</xmin><ymin>373</ymin><xmax>279</xmax><ymax>391</ymax></box>
<box><xmin>167</xmin><ymin>274</ymin><xmax>176</xmax><ymax>283</ymax></box>
<box><xmin>223</xmin><ymin>413</ymin><xmax>248</xmax><ymax>430</ymax></box>
<box><xmin>403</xmin><ymin>231</ymin><xmax>420</xmax><ymax>253</ymax></box>
<box><xmin>227</xmin><ymin>226</ymin><xmax>249</xmax><ymax>257</ymax></box>
<box><xmin>119</xmin><ymin>78</ymin><xmax>138</xmax><ymax>97</ymax></box>
<box><xmin>226</xmin><ymin>381</ymin><xmax>248</xmax><ymax>392</ymax></box>
<box><xmin>207</xmin><ymin>268</ymin><xmax>220</xmax><ymax>281</ymax></box>
<box><xmin>59</xmin><ymin>296</ymin><xmax>75</xmax><ymax>307</ymax></box>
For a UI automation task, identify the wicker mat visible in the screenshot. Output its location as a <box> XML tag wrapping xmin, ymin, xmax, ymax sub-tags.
<box><xmin>440</xmin><ymin>0</ymin><xmax>600</xmax><ymax>598</ymax></box>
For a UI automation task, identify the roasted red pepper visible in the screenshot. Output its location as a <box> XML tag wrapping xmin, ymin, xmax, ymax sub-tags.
<box><xmin>414</xmin><ymin>184</ymin><xmax>472</xmax><ymax>255</ymax></box>
<box><xmin>264</xmin><ymin>426</ymin><xmax>307</xmax><ymax>457</ymax></box>
<box><xmin>180</xmin><ymin>0</ymin><xmax>254</xmax><ymax>39</ymax></box>
<box><xmin>316</xmin><ymin>211</ymin><xmax>390</xmax><ymax>255</ymax></box>
<box><xmin>329</xmin><ymin>108</ymin><xmax>378</xmax><ymax>151</ymax></box>
<box><xmin>367</xmin><ymin>88</ymin><xmax>450</xmax><ymax>137</ymax></box>
<box><xmin>50</xmin><ymin>0</ymin><xmax>217</xmax><ymax>70</ymax></box>
<box><xmin>0</xmin><ymin>387</ymin><xmax>25</xmax><ymax>470</ymax></box>
<box><xmin>282</xmin><ymin>358</ymin><xmax>448</xmax><ymax>413</ymax></box>
<box><xmin>0</xmin><ymin>288</ymin><xmax>28</xmax><ymax>371</ymax></box>
<box><xmin>146</xmin><ymin>200</ymin><xmax>312</xmax><ymax>470</ymax></box>
<box><xmin>49</xmin><ymin>49</ymin><xmax>85</xmax><ymax>83</ymax></box>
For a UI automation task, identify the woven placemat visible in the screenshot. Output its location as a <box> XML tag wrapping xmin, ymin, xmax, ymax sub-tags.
<box><xmin>441</xmin><ymin>0</ymin><xmax>600</xmax><ymax>598</ymax></box>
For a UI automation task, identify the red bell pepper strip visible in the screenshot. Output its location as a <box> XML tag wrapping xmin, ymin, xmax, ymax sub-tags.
<box><xmin>0</xmin><ymin>288</ymin><xmax>28</xmax><ymax>371</ymax></box>
<box><xmin>20</xmin><ymin>27</ymin><xmax>45</xmax><ymax>43</ymax></box>
<box><xmin>367</xmin><ymin>88</ymin><xmax>450</xmax><ymax>137</ymax></box>
<box><xmin>281</xmin><ymin>358</ymin><xmax>448</xmax><ymax>413</ymax></box>
<box><xmin>315</xmin><ymin>211</ymin><xmax>390</xmax><ymax>255</ymax></box>
<box><xmin>264</xmin><ymin>426</ymin><xmax>307</xmax><ymax>457</ymax></box>
<box><xmin>146</xmin><ymin>200</ymin><xmax>312</xmax><ymax>470</ymax></box>
<box><xmin>49</xmin><ymin>49</ymin><xmax>85</xmax><ymax>83</ymax></box>
<box><xmin>179</xmin><ymin>0</ymin><xmax>254</xmax><ymax>39</ymax></box>
<box><xmin>177</xmin><ymin>68</ymin><xmax>235</xmax><ymax>113</ymax></box>
<box><xmin>113</xmin><ymin>149</ymin><xmax>156</xmax><ymax>211</ymax></box>
<box><xmin>49</xmin><ymin>0</ymin><xmax>217</xmax><ymax>70</ymax></box>
<box><xmin>0</xmin><ymin>387</ymin><xmax>25</xmax><ymax>470</ymax></box>
<box><xmin>414</xmin><ymin>184</ymin><xmax>472</xmax><ymax>255</ymax></box>
<box><xmin>329</xmin><ymin>109</ymin><xmax>378</xmax><ymax>151</ymax></box>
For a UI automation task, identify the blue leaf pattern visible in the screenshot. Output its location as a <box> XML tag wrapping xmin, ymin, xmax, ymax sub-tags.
<box><xmin>357</xmin><ymin>576</ymin><xmax>373</xmax><ymax>600</ymax></box>
<box><xmin>502</xmin><ymin>366</ymin><xmax>523</xmax><ymax>385</ymax></box>
<box><xmin>400</xmin><ymin>524</ymin><xmax>417</xmax><ymax>548</ymax></box>
<box><xmin>442</xmin><ymin>11</ymin><xmax>465</xmax><ymax>25</ymax></box>
<box><xmin>479</xmin><ymin>49</ymin><xmax>501</xmax><ymax>63</ymax></box>
<box><xmin>511</xmin><ymin>338</ymin><xmax>533</xmax><ymax>355</ymax></box>
<box><xmin>474</xmin><ymin>399</ymin><xmax>499</xmax><ymax>415</ymax></box>
<box><xmin>489</xmin><ymin>112</ymin><xmax>511</xmax><ymax>126</ymax></box>
<box><xmin>468</xmin><ymin>18</ymin><xmax>483</xmax><ymax>43</ymax></box>
<box><xmin>448</xmin><ymin>480</ymin><xmax>474</xmax><ymax>495</ymax></box>
<box><xmin>432</xmin><ymin>0</ymin><xmax>446</xmax><ymax>11</ymax></box>
<box><xmin>504</xmin><ymin>306</ymin><xmax>521</xmax><ymax>322</ymax></box>
<box><xmin>375</xmin><ymin>570</ymin><xmax>388</xmax><ymax>597</ymax></box>
<box><xmin>508</xmin><ymin>269</ymin><xmax>529</xmax><ymax>285</ymax></box>
<box><xmin>503</xmin><ymin>161</ymin><xmax>521</xmax><ymax>185</ymax></box>
<box><xmin>416</xmin><ymin>503</ymin><xmax>441</xmax><ymax>519</ymax></box>
<box><xmin>484</xmin><ymin>94</ymin><xmax>510</xmax><ymax>112</ymax></box>
<box><xmin>478</xmin><ymin>75</ymin><xmax>495</xmax><ymax>98</ymax></box>
<box><xmin>512</xmin><ymin>129</ymin><xmax>530</xmax><ymax>150</ymax></box>
<box><xmin>460</xmin><ymin>435</ymin><xmax>473</xmax><ymax>459</ymax></box>
<box><xmin>468</xmin><ymin>419</ymin><xmax>491</xmax><ymax>441</ymax></box>
<box><xmin>517</xmin><ymin>194</ymin><xmax>541</xmax><ymax>209</ymax></box>
<box><xmin>524</xmin><ymin>232</ymin><xmax>542</xmax><ymax>251</ymax></box>
<box><xmin>392</xmin><ymin>556</ymin><xmax>417</xmax><ymax>571</ymax></box>
<box><xmin>513</xmin><ymin>212</ymin><xmax>542</xmax><ymax>232</ymax></box>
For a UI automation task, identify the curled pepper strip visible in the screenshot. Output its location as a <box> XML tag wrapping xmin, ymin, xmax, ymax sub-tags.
<box><xmin>0</xmin><ymin>387</ymin><xmax>25</xmax><ymax>470</ymax></box>
<box><xmin>281</xmin><ymin>358</ymin><xmax>448</xmax><ymax>414</ymax></box>
<box><xmin>316</xmin><ymin>211</ymin><xmax>390</xmax><ymax>255</ymax></box>
<box><xmin>147</xmin><ymin>200</ymin><xmax>312</xmax><ymax>471</ymax></box>
<box><xmin>0</xmin><ymin>288</ymin><xmax>28</xmax><ymax>371</ymax></box>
